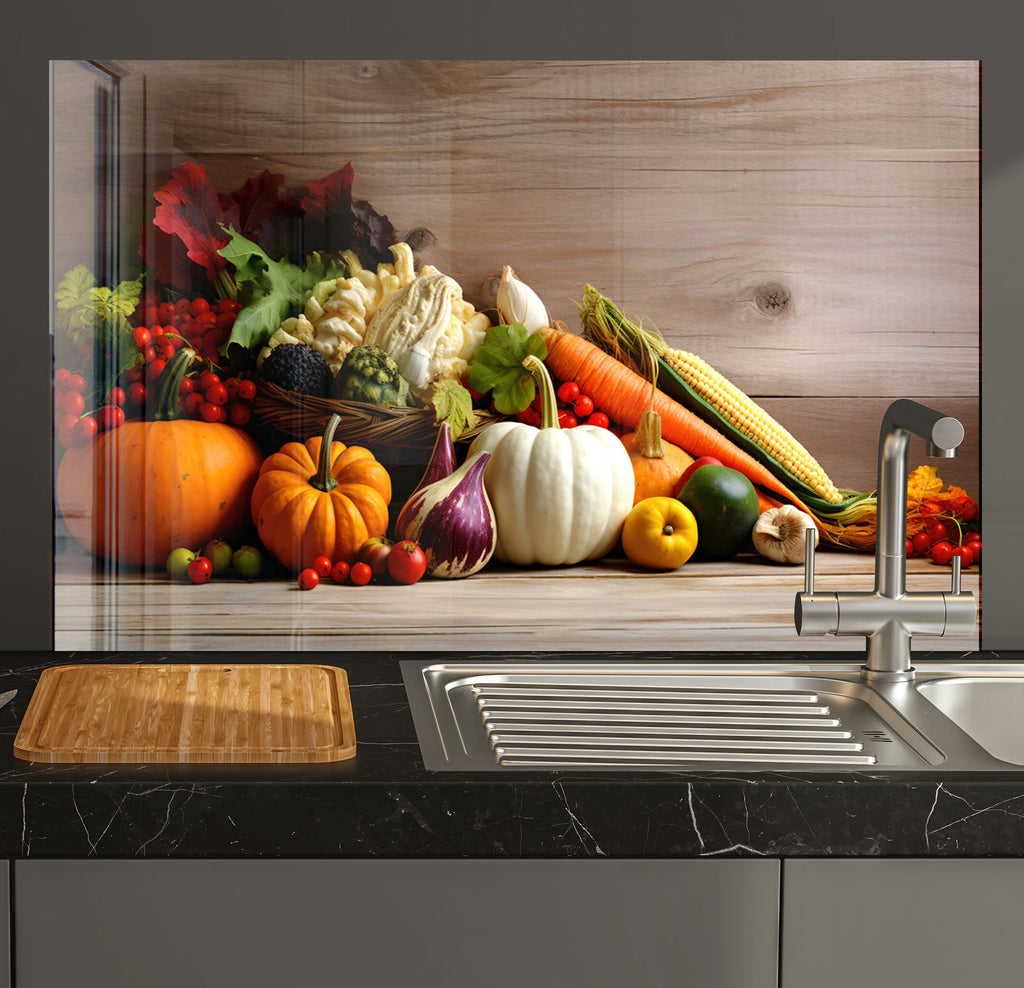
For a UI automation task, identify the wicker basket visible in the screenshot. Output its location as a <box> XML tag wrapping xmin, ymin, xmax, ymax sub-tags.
<box><xmin>251</xmin><ymin>382</ymin><xmax>504</xmax><ymax>461</ymax></box>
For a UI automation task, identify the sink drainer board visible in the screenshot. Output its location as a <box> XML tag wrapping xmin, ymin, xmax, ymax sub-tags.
<box><xmin>401</xmin><ymin>662</ymin><xmax>944</xmax><ymax>772</ymax></box>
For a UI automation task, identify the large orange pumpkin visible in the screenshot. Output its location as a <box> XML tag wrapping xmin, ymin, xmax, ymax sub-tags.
<box><xmin>250</xmin><ymin>413</ymin><xmax>392</xmax><ymax>571</ymax></box>
<box><xmin>55</xmin><ymin>351</ymin><xmax>263</xmax><ymax>569</ymax></box>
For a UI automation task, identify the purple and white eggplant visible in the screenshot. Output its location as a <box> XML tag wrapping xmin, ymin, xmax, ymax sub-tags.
<box><xmin>408</xmin><ymin>421</ymin><xmax>458</xmax><ymax>499</ymax></box>
<box><xmin>394</xmin><ymin>450</ymin><xmax>497</xmax><ymax>578</ymax></box>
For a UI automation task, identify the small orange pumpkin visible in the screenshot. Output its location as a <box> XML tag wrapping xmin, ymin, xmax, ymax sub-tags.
<box><xmin>55</xmin><ymin>349</ymin><xmax>263</xmax><ymax>569</ymax></box>
<box><xmin>251</xmin><ymin>413</ymin><xmax>392</xmax><ymax>571</ymax></box>
<box><xmin>620</xmin><ymin>408</ymin><xmax>694</xmax><ymax>505</ymax></box>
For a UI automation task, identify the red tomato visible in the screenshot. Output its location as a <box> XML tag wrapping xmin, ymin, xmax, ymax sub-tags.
<box><xmin>926</xmin><ymin>522</ymin><xmax>949</xmax><ymax>544</ymax></box>
<box><xmin>297</xmin><ymin>568</ymin><xmax>320</xmax><ymax>590</ymax></box>
<box><xmin>557</xmin><ymin>381</ymin><xmax>581</xmax><ymax>404</ymax></box>
<box><xmin>349</xmin><ymin>562</ymin><xmax>372</xmax><ymax>586</ymax></box>
<box><xmin>330</xmin><ymin>561</ymin><xmax>351</xmax><ymax>584</ymax></box>
<box><xmin>930</xmin><ymin>541</ymin><xmax>953</xmax><ymax>565</ymax></box>
<box><xmin>911</xmin><ymin>531</ymin><xmax>932</xmax><ymax>556</ymax></box>
<box><xmin>573</xmin><ymin>394</ymin><xmax>595</xmax><ymax>418</ymax></box>
<box><xmin>311</xmin><ymin>555</ymin><xmax>333</xmax><ymax>578</ymax></box>
<box><xmin>587</xmin><ymin>412</ymin><xmax>610</xmax><ymax>429</ymax></box>
<box><xmin>387</xmin><ymin>541</ymin><xmax>428</xmax><ymax>585</ymax></box>
<box><xmin>187</xmin><ymin>556</ymin><xmax>214</xmax><ymax>584</ymax></box>
<box><xmin>951</xmin><ymin>545</ymin><xmax>973</xmax><ymax>567</ymax></box>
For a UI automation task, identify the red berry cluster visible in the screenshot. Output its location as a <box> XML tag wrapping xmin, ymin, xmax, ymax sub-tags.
<box><xmin>515</xmin><ymin>378</ymin><xmax>615</xmax><ymax>430</ymax></box>
<box><xmin>54</xmin><ymin>368</ymin><xmax>127</xmax><ymax>448</ymax></box>
<box><xmin>135</xmin><ymin>296</ymin><xmax>242</xmax><ymax>367</ymax></box>
<box><xmin>178</xmin><ymin>369</ymin><xmax>257</xmax><ymax>426</ymax></box>
<box><xmin>907</xmin><ymin>517</ymin><xmax>982</xmax><ymax>568</ymax></box>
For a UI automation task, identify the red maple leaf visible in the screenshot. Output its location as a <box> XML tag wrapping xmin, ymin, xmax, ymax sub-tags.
<box><xmin>293</xmin><ymin>164</ymin><xmax>354</xmax><ymax>219</ymax></box>
<box><xmin>228</xmin><ymin>169</ymin><xmax>288</xmax><ymax>241</ymax></box>
<box><xmin>151</xmin><ymin>161</ymin><xmax>240</xmax><ymax>280</ymax></box>
<box><xmin>138</xmin><ymin>222</ymin><xmax>199</xmax><ymax>293</ymax></box>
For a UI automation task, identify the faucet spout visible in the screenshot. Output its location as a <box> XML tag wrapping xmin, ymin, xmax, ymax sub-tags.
<box><xmin>793</xmin><ymin>398</ymin><xmax>976</xmax><ymax>684</ymax></box>
<box><xmin>875</xmin><ymin>400</ymin><xmax>964</xmax><ymax>599</ymax></box>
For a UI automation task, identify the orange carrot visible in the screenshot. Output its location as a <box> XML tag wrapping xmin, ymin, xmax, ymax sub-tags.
<box><xmin>542</xmin><ymin>327</ymin><xmax>818</xmax><ymax>518</ymax></box>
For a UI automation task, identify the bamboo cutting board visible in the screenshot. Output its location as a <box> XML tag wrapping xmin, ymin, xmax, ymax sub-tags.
<box><xmin>13</xmin><ymin>664</ymin><xmax>356</xmax><ymax>763</ymax></box>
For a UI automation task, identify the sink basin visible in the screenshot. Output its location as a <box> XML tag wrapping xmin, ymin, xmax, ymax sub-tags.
<box><xmin>401</xmin><ymin>660</ymin><xmax>1024</xmax><ymax>773</ymax></box>
<box><xmin>916</xmin><ymin>677</ymin><xmax>1024</xmax><ymax>765</ymax></box>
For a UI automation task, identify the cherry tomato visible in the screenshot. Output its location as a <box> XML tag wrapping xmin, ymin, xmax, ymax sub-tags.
<box><xmin>198</xmin><ymin>370</ymin><xmax>221</xmax><ymax>392</ymax></box>
<box><xmin>107</xmin><ymin>386</ymin><xmax>126</xmax><ymax>407</ymax></box>
<box><xmin>54</xmin><ymin>368</ymin><xmax>71</xmax><ymax>391</ymax></box>
<box><xmin>200</xmin><ymin>401</ymin><xmax>228</xmax><ymax>423</ymax></box>
<box><xmin>236</xmin><ymin>379</ymin><xmax>257</xmax><ymax>401</ymax></box>
<box><xmin>587</xmin><ymin>412</ymin><xmax>610</xmax><ymax>429</ymax></box>
<box><xmin>126</xmin><ymin>382</ymin><xmax>147</xmax><ymax>406</ymax></box>
<box><xmin>147</xmin><ymin>358</ymin><xmax>167</xmax><ymax>381</ymax></box>
<box><xmin>387</xmin><ymin>540</ymin><xmax>428</xmax><ymax>585</ymax></box>
<box><xmin>205</xmin><ymin>382</ymin><xmax>229</xmax><ymax>406</ymax></box>
<box><xmin>189</xmin><ymin>297</ymin><xmax>210</xmax><ymax>315</ymax></box>
<box><xmin>911</xmin><ymin>531</ymin><xmax>932</xmax><ymax>556</ymax></box>
<box><xmin>179</xmin><ymin>376</ymin><xmax>195</xmax><ymax>396</ymax></box>
<box><xmin>558</xmin><ymin>410</ymin><xmax>578</xmax><ymax>429</ymax></box>
<box><xmin>557</xmin><ymin>381</ymin><xmax>581</xmax><ymax>403</ymax></box>
<box><xmin>573</xmin><ymin>394</ymin><xmax>595</xmax><ymax>418</ymax></box>
<box><xmin>330</xmin><ymin>561</ymin><xmax>351</xmax><ymax>583</ymax></box>
<box><xmin>951</xmin><ymin>545</ymin><xmax>973</xmax><ymax>567</ymax></box>
<box><xmin>930</xmin><ymin>541</ymin><xmax>954</xmax><ymax>565</ymax></box>
<box><xmin>62</xmin><ymin>391</ymin><xmax>86</xmax><ymax>416</ymax></box>
<box><xmin>926</xmin><ymin>521</ymin><xmax>949</xmax><ymax>544</ymax></box>
<box><xmin>157</xmin><ymin>302</ymin><xmax>176</xmax><ymax>324</ymax></box>
<box><xmin>187</xmin><ymin>556</ymin><xmax>214</xmax><ymax>584</ymax></box>
<box><xmin>228</xmin><ymin>402</ymin><xmax>252</xmax><ymax>427</ymax></box>
<box><xmin>66</xmin><ymin>373</ymin><xmax>87</xmax><ymax>393</ymax></box>
<box><xmin>349</xmin><ymin>562</ymin><xmax>373</xmax><ymax>586</ymax></box>
<box><xmin>311</xmin><ymin>555</ymin><xmax>333</xmax><ymax>578</ymax></box>
<box><xmin>965</xmin><ymin>530</ymin><xmax>982</xmax><ymax>544</ymax></box>
<box><xmin>133</xmin><ymin>327</ymin><xmax>152</xmax><ymax>349</ymax></box>
<box><xmin>906</xmin><ymin>537</ymin><xmax>915</xmax><ymax>557</ymax></box>
<box><xmin>184</xmin><ymin>392</ymin><xmax>205</xmax><ymax>416</ymax></box>
<box><xmin>96</xmin><ymin>405</ymin><xmax>125</xmax><ymax>431</ymax></box>
<box><xmin>297</xmin><ymin>568</ymin><xmax>320</xmax><ymax>590</ymax></box>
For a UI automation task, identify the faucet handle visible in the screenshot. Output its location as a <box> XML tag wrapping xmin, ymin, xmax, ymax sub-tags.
<box><xmin>950</xmin><ymin>553</ymin><xmax>961</xmax><ymax>595</ymax></box>
<box><xmin>803</xmin><ymin>526</ymin><xmax>816</xmax><ymax>594</ymax></box>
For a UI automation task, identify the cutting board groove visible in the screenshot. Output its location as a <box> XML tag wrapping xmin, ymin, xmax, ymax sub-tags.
<box><xmin>13</xmin><ymin>664</ymin><xmax>356</xmax><ymax>763</ymax></box>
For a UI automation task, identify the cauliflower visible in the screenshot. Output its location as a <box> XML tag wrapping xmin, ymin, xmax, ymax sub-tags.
<box><xmin>265</xmin><ymin>241</ymin><xmax>492</xmax><ymax>390</ymax></box>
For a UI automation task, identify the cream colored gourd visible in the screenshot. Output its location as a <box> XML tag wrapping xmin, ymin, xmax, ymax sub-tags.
<box><xmin>467</xmin><ymin>355</ymin><xmax>634</xmax><ymax>566</ymax></box>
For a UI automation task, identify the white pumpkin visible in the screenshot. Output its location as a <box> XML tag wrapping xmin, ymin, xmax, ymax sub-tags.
<box><xmin>467</xmin><ymin>417</ymin><xmax>634</xmax><ymax>567</ymax></box>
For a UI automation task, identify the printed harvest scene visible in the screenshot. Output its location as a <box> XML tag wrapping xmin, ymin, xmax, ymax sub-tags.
<box><xmin>52</xmin><ymin>153</ymin><xmax>980</xmax><ymax>593</ymax></box>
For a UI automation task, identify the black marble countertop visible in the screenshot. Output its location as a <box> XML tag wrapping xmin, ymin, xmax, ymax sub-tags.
<box><xmin>3</xmin><ymin>650</ymin><xmax>1024</xmax><ymax>859</ymax></box>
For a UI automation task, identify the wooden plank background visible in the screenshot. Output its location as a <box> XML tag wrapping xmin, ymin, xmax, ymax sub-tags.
<box><xmin>114</xmin><ymin>58</ymin><xmax>980</xmax><ymax>493</ymax></box>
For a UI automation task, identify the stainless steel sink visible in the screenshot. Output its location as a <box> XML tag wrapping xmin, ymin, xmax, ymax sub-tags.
<box><xmin>401</xmin><ymin>660</ymin><xmax>1024</xmax><ymax>773</ymax></box>
<box><xmin>916</xmin><ymin>676</ymin><xmax>1024</xmax><ymax>766</ymax></box>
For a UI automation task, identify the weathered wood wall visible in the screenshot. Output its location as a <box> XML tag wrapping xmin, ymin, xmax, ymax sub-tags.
<box><xmin>114</xmin><ymin>59</ymin><xmax>979</xmax><ymax>493</ymax></box>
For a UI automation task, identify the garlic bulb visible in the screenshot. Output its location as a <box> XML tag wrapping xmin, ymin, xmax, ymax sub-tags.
<box><xmin>751</xmin><ymin>505</ymin><xmax>818</xmax><ymax>564</ymax></box>
<box><xmin>496</xmin><ymin>265</ymin><xmax>550</xmax><ymax>332</ymax></box>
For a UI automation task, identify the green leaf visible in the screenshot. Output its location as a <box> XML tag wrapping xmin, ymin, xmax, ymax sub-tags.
<box><xmin>54</xmin><ymin>266</ymin><xmax>143</xmax><ymax>344</ymax></box>
<box><xmin>431</xmin><ymin>381</ymin><xmax>478</xmax><ymax>440</ymax></box>
<box><xmin>219</xmin><ymin>226</ymin><xmax>348</xmax><ymax>354</ymax></box>
<box><xmin>466</xmin><ymin>323</ymin><xmax>548</xmax><ymax>414</ymax></box>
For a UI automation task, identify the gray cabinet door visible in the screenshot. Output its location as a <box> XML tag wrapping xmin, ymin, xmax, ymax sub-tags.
<box><xmin>783</xmin><ymin>859</ymin><xmax>1024</xmax><ymax>988</ymax></box>
<box><xmin>16</xmin><ymin>859</ymin><xmax>779</xmax><ymax>988</ymax></box>
<box><xmin>1</xmin><ymin>862</ymin><xmax>8</xmax><ymax>988</ymax></box>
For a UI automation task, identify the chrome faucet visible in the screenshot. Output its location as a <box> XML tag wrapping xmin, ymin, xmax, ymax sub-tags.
<box><xmin>794</xmin><ymin>399</ymin><xmax>978</xmax><ymax>683</ymax></box>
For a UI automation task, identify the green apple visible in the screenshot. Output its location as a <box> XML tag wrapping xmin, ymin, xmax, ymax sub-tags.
<box><xmin>203</xmin><ymin>539</ymin><xmax>234</xmax><ymax>575</ymax></box>
<box><xmin>166</xmin><ymin>546</ymin><xmax>197</xmax><ymax>580</ymax></box>
<box><xmin>231</xmin><ymin>544</ymin><xmax>263</xmax><ymax>580</ymax></box>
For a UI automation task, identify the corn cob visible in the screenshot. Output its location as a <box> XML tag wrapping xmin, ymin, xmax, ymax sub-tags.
<box><xmin>577</xmin><ymin>285</ymin><xmax>862</xmax><ymax>516</ymax></box>
<box><xmin>658</xmin><ymin>346</ymin><xmax>843</xmax><ymax>504</ymax></box>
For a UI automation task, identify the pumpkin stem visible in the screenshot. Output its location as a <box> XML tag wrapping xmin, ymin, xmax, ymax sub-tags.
<box><xmin>150</xmin><ymin>348</ymin><xmax>197</xmax><ymax>421</ymax></box>
<box><xmin>522</xmin><ymin>354</ymin><xmax>560</xmax><ymax>430</ymax></box>
<box><xmin>309</xmin><ymin>413</ymin><xmax>342</xmax><ymax>492</ymax></box>
<box><xmin>637</xmin><ymin>407</ymin><xmax>667</xmax><ymax>459</ymax></box>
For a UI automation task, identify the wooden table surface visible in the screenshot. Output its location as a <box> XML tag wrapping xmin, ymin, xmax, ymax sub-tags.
<box><xmin>53</xmin><ymin>539</ymin><xmax>981</xmax><ymax>654</ymax></box>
